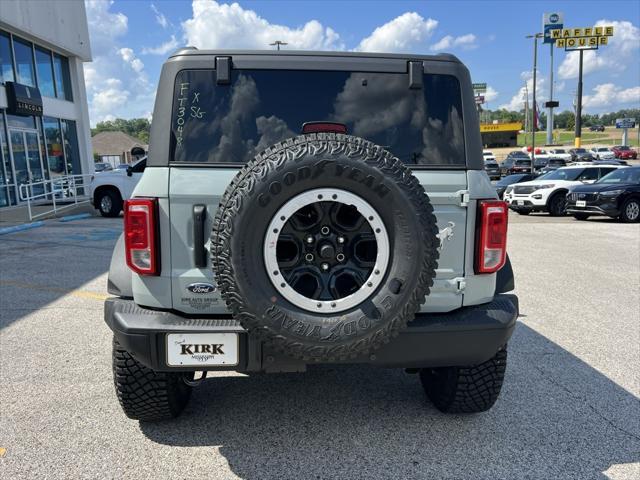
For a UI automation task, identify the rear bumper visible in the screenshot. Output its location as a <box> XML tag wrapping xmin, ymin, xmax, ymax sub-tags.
<box><xmin>105</xmin><ymin>294</ymin><xmax>519</xmax><ymax>372</ymax></box>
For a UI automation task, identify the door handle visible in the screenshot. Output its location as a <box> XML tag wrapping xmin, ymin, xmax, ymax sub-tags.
<box><xmin>193</xmin><ymin>204</ymin><xmax>207</xmax><ymax>268</ymax></box>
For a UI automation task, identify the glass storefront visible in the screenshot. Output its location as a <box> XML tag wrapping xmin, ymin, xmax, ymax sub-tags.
<box><xmin>0</xmin><ymin>110</ymin><xmax>82</xmax><ymax>207</ymax></box>
<box><xmin>1</xmin><ymin>29</ymin><xmax>73</xmax><ymax>101</ymax></box>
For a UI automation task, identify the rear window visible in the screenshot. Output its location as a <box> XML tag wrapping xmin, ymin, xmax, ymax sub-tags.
<box><xmin>515</xmin><ymin>159</ymin><xmax>531</xmax><ymax>166</ymax></box>
<box><xmin>170</xmin><ymin>69</ymin><xmax>465</xmax><ymax>166</ymax></box>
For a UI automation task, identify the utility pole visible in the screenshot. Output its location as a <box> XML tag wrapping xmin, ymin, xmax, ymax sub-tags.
<box><xmin>269</xmin><ymin>40</ymin><xmax>288</xmax><ymax>51</ymax></box>
<box><xmin>527</xmin><ymin>33</ymin><xmax>543</xmax><ymax>174</ymax></box>
<box><xmin>524</xmin><ymin>82</ymin><xmax>529</xmax><ymax>146</ymax></box>
<box><xmin>546</xmin><ymin>44</ymin><xmax>555</xmax><ymax>145</ymax></box>
<box><xmin>574</xmin><ymin>49</ymin><xmax>584</xmax><ymax>147</ymax></box>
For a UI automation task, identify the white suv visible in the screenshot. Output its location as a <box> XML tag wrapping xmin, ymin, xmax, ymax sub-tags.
<box><xmin>590</xmin><ymin>147</ymin><xmax>616</xmax><ymax>160</ymax></box>
<box><xmin>89</xmin><ymin>157</ymin><xmax>146</xmax><ymax>217</ymax></box>
<box><xmin>504</xmin><ymin>164</ymin><xmax>625</xmax><ymax>216</ymax></box>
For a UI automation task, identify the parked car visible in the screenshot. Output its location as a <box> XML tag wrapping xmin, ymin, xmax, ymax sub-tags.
<box><xmin>103</xmin><ymin>50</ymin><xmax>518</xmax><ymax>421</ymax></box>
<box><xmin>89</xmin><ymin>157</ymin><xmax>146</xmax><ymax>216</ymax></box>
<box><xmin>482</xmin><ymin>150</ymin><xmax>496</xmax><ymax>162</ymax></box>
<box><xmin>547</xmin><ymin>148</ymin><xmax>572</xmax><ymax>162</ymax></box>
<box><xmin>528</xmin><ymin>149</ymin><xmax>551</xmax><ymax>162</ymax></box>
<box><xmin>593</xmin><ymin>159</ymin><xmax>628</xmax><ymax>166</ymax></box>
<box><xmin>501</xmin><ymin>151</ymin><xmax>530</xmax><ymax>175</ymax></box>
<box><xmin>505</xmin><ymin>164</ymin><xmax>625</xmax><ymax>216</ymax></box>
<box><xmin>508</xmin><ymin>158</ymin><xmax>533</xmax><ymax>175</ymax></box>
<box><xmin>590</xmin><ymin>147</ymin><xmax>615</xmax><ymax>160</ymax></box>
<box><xmin>539</xmin><ymin>158</ymin><xmax>567</xmax><ymax>174</ymax></box>
<box><xmin>589</xmin><ymin>125</ymin><xmax>605</xmax><ymax>132</ymax></box>
<box><xmin>566</xmin><ymin>166</ymin><xmax>640</xmax><ymax>222</ymax></box>
<box><xmin>574</xmin><ymin>151</ymin><xmax>597</xmax><ymax>163</ymax></box>
<box><xmin>484</xmin><ymin>159</ymin><xmax>501</xmax><ymax>180</ymax></box>
<box><xmin>612</xmin><ymin>145</ymin><xmax>638</xmax><ymax>160</ymax></box>
<box><xmin>494</xmin><ymin>173</ymin><xmax>538</xmax><ymax>199</ymax></box>
<box><xmin>533</xmin><ymin>157</ymin><xmax>548</xmax><ymax>173</ymax></box>
<box><xmin>94</xmin><ymin>162</ymin><xmax>113</xmax><ymax>172</ymax></box>
<box><xmin>569</xmin><ymin>148</ymin><xmax>588</xmax><ymax>162</ymax></box>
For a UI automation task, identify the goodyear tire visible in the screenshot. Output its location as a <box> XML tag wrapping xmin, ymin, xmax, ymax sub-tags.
<box><xmin>211</xmin><ymin>133</ymin><xmax>439</xmax><ymax>362</ymax></box>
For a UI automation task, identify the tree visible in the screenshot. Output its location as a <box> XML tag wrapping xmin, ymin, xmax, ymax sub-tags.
<box><xmin>91</xmin><ymin>118</ymin><xmax>151</xmax><ymax>143</ymax></box>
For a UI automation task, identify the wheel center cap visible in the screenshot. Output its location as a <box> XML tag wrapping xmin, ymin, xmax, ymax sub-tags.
<box><xmin>319</xmin><ymin>242</ymin><xmax>335</xmax><ymax>259</ymax></box>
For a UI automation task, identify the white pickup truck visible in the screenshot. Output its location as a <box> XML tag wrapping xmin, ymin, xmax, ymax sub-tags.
<box><xmin>89</xmin><ymin>157</ymin><xmax>146</xmax><ymax>217</ymax></box>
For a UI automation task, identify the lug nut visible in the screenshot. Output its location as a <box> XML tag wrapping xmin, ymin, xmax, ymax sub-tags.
<box><xmin>321</xmin><ymin>262</ymin><xmax>330</xmax><ymax>271</ymax></box>
<box><xmin>305</xmin><ymin>253</ymin><xmax>315</xmax><ymax>262</ymax></box>
<box><xmin>320</xmin><ymin>226</ymin><xmax>330</xmax><ymax>235</ymax></box>
<box><xmin>336</xmin><ymin>253</ymin><xmax>345</xmax><ymax>262</ymax></box>
<box><xmin>337</xmin><ymin>236</ymin><xmax>345</xmax><ymax>244</ymax></box>
<box><xmin>306</xmin><ymin>235</ymin><xmax>314</xmax><ymax>244</ymax></box>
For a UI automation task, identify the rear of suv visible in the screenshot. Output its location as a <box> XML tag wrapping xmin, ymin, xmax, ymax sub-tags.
<box><xmin>105</xmin><ymin>49</ymin><xmax>517</xmax><ymax>421</ymax></box>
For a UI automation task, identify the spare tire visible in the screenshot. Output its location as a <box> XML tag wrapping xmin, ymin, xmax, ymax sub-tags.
<box><xmin>211</xmin><ymin>133</ymin><xmax>439</xmax><ymax>361</ymax></box>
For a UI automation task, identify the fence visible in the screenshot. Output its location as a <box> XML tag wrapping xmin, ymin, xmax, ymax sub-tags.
<box><xmin>18</xmin><ymin>174</ymin><xmax>94</xmax><ymax>221</ymax></box>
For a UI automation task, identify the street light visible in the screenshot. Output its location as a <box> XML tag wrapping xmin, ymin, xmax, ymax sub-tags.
<box><xmin>526</xmin><ymin>33</ymin><xmax>543</xmax><ymax>174</ymax></box>
<box><xmin>270</xmin><ymin>40</ymin><xmax>288</xmax><ymax>50</ymax></box>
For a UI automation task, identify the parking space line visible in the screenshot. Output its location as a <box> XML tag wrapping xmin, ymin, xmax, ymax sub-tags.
<box><xmin>0</xmin><ymin>280</ymin><xmax>109</xmax><ymax>301</ymax></box>
<box><xmin>0</xmin><ymin>221</ymin><xmax>45</xmax><ymax>236</ymax></box>
<box><xmin>59</xmin><ymin>213</ymin><xmax>93</xmax><ymax>222</ymax></box>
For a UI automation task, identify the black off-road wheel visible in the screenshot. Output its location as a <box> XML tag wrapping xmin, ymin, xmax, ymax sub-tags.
<box><xmin>420</xmin><ymin>347</ymin><xmax>507</xmax><ymax>413</ymax></box>
<box><xmin>548</xmin><ymin>192</ymin><xmax>567</xmax><ymax>216</ymax></box>
<box><xmin>211</xmin><ymin>133</ymin><xmax>439</xmax><ymax>362</ymax></box>
<box><xmin>112</xmin><ymin>338</ymin><xmax>193</xmax><ymax>421</ymax></box>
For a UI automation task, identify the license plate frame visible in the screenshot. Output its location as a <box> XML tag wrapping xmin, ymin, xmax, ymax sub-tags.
<box><xmin>166</xmin><ymin>333</ymin><xmax>239</xmax><ymax>367</ymax></box>
<box><xmin>517</xmin><ymin>200</ymin><xmax>525</xmax><ymax>206</ymax></box>
<box><xmin>576</xmin><ymin>200</ymin><xmax>586</xmax><ymax>207</ymax></box>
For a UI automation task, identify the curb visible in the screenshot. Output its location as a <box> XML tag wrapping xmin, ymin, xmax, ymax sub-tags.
<box><xmin>59</xmin><ymin>213</ymin><xmax>93</xmax><ymax>222</ymax></box>
<box><xmin>0</xmin><ymin>221</ymin><xmax>45</xmax><ymax>236</ymax></box>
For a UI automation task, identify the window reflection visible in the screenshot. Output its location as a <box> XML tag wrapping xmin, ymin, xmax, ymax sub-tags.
<box><xmin>0</xmin><ymin>32</ymin><xmax>14</xmax><ymax>83</ymax></box>
<box><xmin>43</xmin><ymin>116</ymin><xmax>66</xmax><ymax>177</ymax></box>
<box><xmin>35</xmin><ymin>48</ymin><xmax>55</xmax><ymax>97</ymax></box>
<box><xmin>13</xmin><ymin>38</ymin><xmax>35</xmax><ymax>87</ymax></box>
<box><xmin>171</xmin><ymin>70</ymin><xmax>465</xmax><ymax>166</ymax></box>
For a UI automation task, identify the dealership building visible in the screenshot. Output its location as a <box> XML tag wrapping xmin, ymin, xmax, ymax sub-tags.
<box><xmin>0</xmin><ymin>0</ymin><xmax>93</xmax><ymax>209</ymax></box>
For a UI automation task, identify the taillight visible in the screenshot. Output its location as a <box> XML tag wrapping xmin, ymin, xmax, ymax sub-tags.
<box><xmin>124</xmin><ymin>198</ymin><xmax>159</xmax><ymax>275</ymax></box>
<box><xmin>475</xmin><ymin>200</ymin><xmax>508</xmax><ymax>274</ymax></box>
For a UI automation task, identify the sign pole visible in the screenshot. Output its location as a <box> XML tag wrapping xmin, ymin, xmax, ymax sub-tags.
<box><xmin>531</xmin><ymin>35</ymin><xmax>540</xmax><ymax>173</ymax></box>
<box><xmin>574</xmin><ymin>49</ymin><xmax>583</xmax><ymax>147</ymax></box>
<box><xmin>622</xmin><ymin>127</ymin><xmax>628</xmax><ymax>147</ymax></box>
<box><xmin>546</xmin><ymin>44</ymin><xmax>554</xmax><ymax>145</ymax></box>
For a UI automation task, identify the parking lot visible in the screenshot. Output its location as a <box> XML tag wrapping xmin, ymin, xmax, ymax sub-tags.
<box><xmin>0</xmin><ymin>212</ymin><xmax>638</xmax><ymax>479</ymax></box>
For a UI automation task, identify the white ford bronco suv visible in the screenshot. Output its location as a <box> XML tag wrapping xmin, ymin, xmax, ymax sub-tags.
<box><xmin>105</xmin><ymin>49</ymin><xmax>517</xmax><ymax>421</ymax></box>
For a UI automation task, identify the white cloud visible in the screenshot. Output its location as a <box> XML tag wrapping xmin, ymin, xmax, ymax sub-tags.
<box><xmin>484</xmin><ymin>85</ymin><xmax>499</xmax><ymax>103</ymax></box>
<box><xmin>141</xmin><ymin>35</ymin><xmax>180</xmax><ymax>56</ymax></box>
<box><xmin>84</xmin><ymin>1</ymin><xmax>155</xmax><ymax>125</ymax></box>
<box><xmin>118</xmin><ymin>47</ymin><xmax>144</xmax><ymax>73</ymax></box>
<box><xmin>582</xmin><ymin>83</ymin><xmax>640</xmax><ymax>109</ymax></box>
<box><xmin>356</xmin><ymin>12</ymin><xmax>437</xmax><ymax>52</ymax></box>
<box><xmin>84</xmin><ymin>0</ymin><xmax>128</xmax><ymax>56</ymax></box>
<box><xmin>150</xmin><ymin>3</ymin><xmax>169</xmax><ymax>29</ymax></box>
<box><xmin>499</xmin><ymin>71</ymin><xmax>546</xmax><ymax>111</ymax></box>
<box><xmin>182</xmin><ymin>1</ymin><xmax>343</xmax><ymax>50</ymax></box>
<box><xmin>92</xmin><ymin>78</ymin><xmax>130</xmax><ymax>112</ymax></box>
<box><xmin>558</xmin><ymin>20</ymin><xmax>640</xmax><ymax>79</ymax></box>
<box><xmin>430</xmin><ymin>33</ymin><xmax>477</xmax><ymax>51</ymax></box>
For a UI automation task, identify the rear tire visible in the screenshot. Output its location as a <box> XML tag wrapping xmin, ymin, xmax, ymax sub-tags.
<box><xmin>112</xmin><ymin>338</ymin><xmax>193</xmax><ymax>421</ymax></box>
<box><xmin>420</xmin><ymin>347</ymin><xmax>507</xmax><ymax>413</ymax></box>
<box><xmin>573</xmin><ymin>213</ymin><xmax>590</xmax><ymax>221</ymax></box>
<box><xmin>97</xmin><ymin>189</ymin><xmax>122</xmax><ymax>217</ymax></box>
<box><xmin>619</xmin><ymin>198</ymin><xmax>640</xmax><ymax>223</ymax></box>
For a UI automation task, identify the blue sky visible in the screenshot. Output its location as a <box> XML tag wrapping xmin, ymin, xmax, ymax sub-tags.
<box><xmin>84</xmin><ymin>0</ymin><xmax>640</xmax><ymax>125</ymax></box>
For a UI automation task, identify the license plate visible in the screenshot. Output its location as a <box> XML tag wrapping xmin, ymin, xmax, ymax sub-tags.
<box><xmin>167</xmin><ymin>333</ymin><xmax>239</xmax><ymax>366</ymax></box>
<box><xmin>576</xmin><ymin>200</ymin><xmax>586</xmax><ymax>207</ymax></box>
<box><xmin>517</xmin><ymin>200</ymin><xmax>525</xmax><ymax>206</ymax></box>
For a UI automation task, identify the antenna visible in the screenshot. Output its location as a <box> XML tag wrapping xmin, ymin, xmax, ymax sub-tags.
<box><xmin>269</xmin><ymin>41</ymin><xmax>288</xmax><ymax>51</ymax></box>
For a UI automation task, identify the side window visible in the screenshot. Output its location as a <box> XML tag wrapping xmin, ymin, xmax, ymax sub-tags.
<box><xmin>578</xmin><ymin>168</ymin><xmax>599</xmax><ymax>181</ymax></box>
<box><xmin>598</xmin><ymin>167</ymin><xmax>615</xmax><ymax>178</ymax></box>
<box><xmin>131</xmin><ymin>158</ymin><xmax>147</xmax><ymax>173</ymax></box>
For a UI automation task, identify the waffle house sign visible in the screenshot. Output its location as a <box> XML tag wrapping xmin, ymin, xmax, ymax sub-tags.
<box><xmin>553</xmin><ymin>26</ymin><xmax>614</xmax><ymax>50</ymax></box>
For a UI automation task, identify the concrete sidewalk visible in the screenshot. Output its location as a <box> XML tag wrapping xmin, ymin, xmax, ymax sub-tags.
<box><xmin>0</xmin><ymin>202</ymin><xmax>98</xmax><ymax>227</ymax></box>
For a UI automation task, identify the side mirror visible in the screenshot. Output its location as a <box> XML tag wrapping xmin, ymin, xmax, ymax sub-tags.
<box><xmin>126</xmin><ymin>166</ymin><xmax>133</xmax><ymax>177</ymax></box>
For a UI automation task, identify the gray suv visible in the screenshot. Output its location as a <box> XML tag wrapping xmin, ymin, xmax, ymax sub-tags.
<box><xmin>106</xmin><ymin>49</ymin><xmax>517</xmax><ymax>421</ymax></box>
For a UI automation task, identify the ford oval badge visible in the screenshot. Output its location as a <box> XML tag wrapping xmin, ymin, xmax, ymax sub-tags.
<box><xmin>187</xmin><ymin>282</ymin><xmax>216</xmax><ymax>294</ymax></box>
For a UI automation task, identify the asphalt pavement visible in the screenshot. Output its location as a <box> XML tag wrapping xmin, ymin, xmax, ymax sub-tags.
<box><xmin>0</xmin><ymin>212</ymin><xmax>638</xmax><ymax>479</ymax></box>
